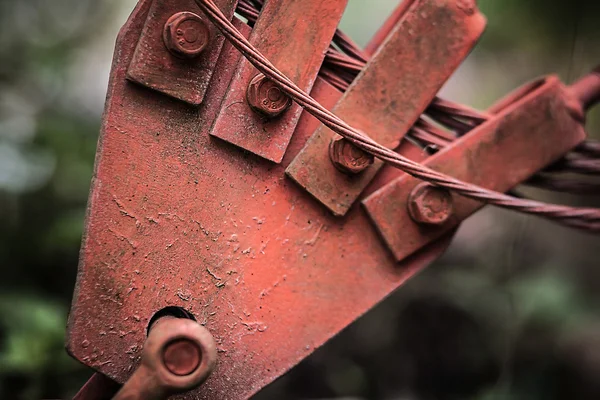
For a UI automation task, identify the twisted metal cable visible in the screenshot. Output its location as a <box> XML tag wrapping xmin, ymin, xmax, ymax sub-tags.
<box><xmin>236</xmin><ymin>0</ymin><xmax>600</xmax><ymax>200</ymax></box>
<box><xmin>236</xmin><ymin>0</ymin><xmax>490</xmax><ymax>139</ymax></box>
<box><xmin>237</xmin><ymin>0</ymin><xmax>367</xmax><ymax>79</ymax></box>
<box><xmin>237</xmin><ymin>1</ymin><xmax>599</xmax><ymax>161</ymax></box>
<box><xmin>201</xmin><ymin>0</ymin><xmax>600</xmax><ymax>230</ymax></box>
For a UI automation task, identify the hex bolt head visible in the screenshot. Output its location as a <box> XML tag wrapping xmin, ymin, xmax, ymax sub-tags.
<box><xmin>246</xmin><ymin>74</ymin><xmax>292</xmax><ymax>118</ymax></box>
<box><xmin>329</xmin><ymin>136</ymin><xmax>375</xmax><ymax>175</ymax></box>
<box><xmin>407</xmin><ymin>183</ymin><xmax>454</xmax><ymax>226</ymax></box>
<box><xmin>163</xmin><ymin>339</ymin><xmax>202</xmax><ymax>376</ymax></box>
<box><xmin>163</xmin><ymin>12</ymin><xmax>210</xmax><ymax>59</ymax></box>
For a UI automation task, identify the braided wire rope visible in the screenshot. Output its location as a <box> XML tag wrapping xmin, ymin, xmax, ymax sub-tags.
<box><xmin>200</xmin><ymin>0</ymin><xmax>600</xmax><ymax>231</ymax></box>
<box><xmin>239</xmin><ymin>0</ymin><xmax>600</xmax><ymax>191</ymax></box>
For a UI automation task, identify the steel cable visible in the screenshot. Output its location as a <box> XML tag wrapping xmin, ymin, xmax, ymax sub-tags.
<box><xmin>197</xmin><ymin>0</ymin><xmax>600</xmax><ymax>231</ymax></box>
<box><xmin>238</xmin><ymin>0</ymin><xmax>600</xmax><ymax>190</ymax></box>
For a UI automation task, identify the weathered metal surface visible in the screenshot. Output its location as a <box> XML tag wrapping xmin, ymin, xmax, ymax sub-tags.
<box><xmin>286</xmin><ymin>0</ymin><xmax>486</xmax><ymax>216</ymax></box>
<box><xmin>210</xmin><ymin>0</ymin><xmax>348</xmax><ymax>163</ymax></box>
<box><xmin>363</xmin><ymin>76</ymin><xmax>587</xmax><ymax>262</ymax></box>
<box><xmin>66</xmin><ymin>3</ymin><xmax>455</xmax><ymax>398</ymax></box>
<box><xmin>127</xmin><ymin>0</ymin><xmax>237</xmax><ymax>106</ymax></box>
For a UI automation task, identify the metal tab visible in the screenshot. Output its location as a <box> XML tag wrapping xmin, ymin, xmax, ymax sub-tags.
<box><xmin>363</xmin><ymin>76</ymin><xmax>587</xmax><ymax>262</ymax></box>
<box><xmin>286</xmin><ymin>0</ymin><xmax>486</xmax><ymax>216</ymax></box>
<box><xmin>127</xmin><ymin>0</ymin><xmax>237</xmax><ymax>106</ymax></box>
<box><xmin>210</xmin><ymin>0</ymin><xmax>348</xmax><ymax>163</ymax></box>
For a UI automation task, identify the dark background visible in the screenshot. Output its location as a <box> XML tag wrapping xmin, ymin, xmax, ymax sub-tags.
<box><xmin>0</xmin><ymin>0</ymin><xmax>599</xmax><ymax>398</ymax></box>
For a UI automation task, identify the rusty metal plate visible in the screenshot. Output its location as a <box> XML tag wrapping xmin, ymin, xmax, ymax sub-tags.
<box><xmin>363</xmin><ymin>76</ymin><xmax>587</xmax><ymax>263</ymax></box>
<box><xmin>66</xmin><ymin>3</ymin><xmax>455</xmax><ymax>398</ymax></box>
<box><xmin>209</xmin><ymin>0</ymin><xmax>348</xmax><ymax>163</ymax></box>
<box><xmin>127</xmin><ymin>0</ymin><xmax>237</xmax><ymax>106</ymax></box>
<box><xmin>286</xmin><ymin>0</ymin><xmax>486</xmax><ymax>217</ymax></box>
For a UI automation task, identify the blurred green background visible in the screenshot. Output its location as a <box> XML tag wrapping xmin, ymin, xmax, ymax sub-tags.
<box><xmin>0</xmin><ymin>0</ymin><xmax>599</xmax><ymax>399</ymax></box>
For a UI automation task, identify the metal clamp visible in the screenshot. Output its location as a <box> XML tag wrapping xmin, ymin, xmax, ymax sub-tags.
<box><xmin>362</xmin><ymin>76</ymin><xmax>586</xmax><ymax>262</ymax></box>
<box><xmin>127</xmin><ymin>0</ymin><xmax>237</xmax><ymax>105</ymax></box>
<box><xmin>286</xmin><ymin>0</ymin><xmax>486</xmax><ymax>216</ymax></box>
<box><xmin>209</xmin><ymin>0</ymin><xmax>348</xmax><ymax>163</ymax></box>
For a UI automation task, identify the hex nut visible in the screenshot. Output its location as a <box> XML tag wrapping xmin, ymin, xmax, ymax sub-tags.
<box><xmin>163</xmin><ymin>12</ymin><xmax>210</xmax><ymax>59</ymax></box>
<box><xmin>407</xmin><ymin>182</ymin><xmax>454</xmax><ymax>225</ymax></box>
<box><xmin>246</xmin><ymin>74</ymin><xmax>292</xmax><ymax>118</ymax></box>
<box><xmin>329</xmin><ymin>136</ymin><xmax>375</xmax><ymax>175</ymax></box>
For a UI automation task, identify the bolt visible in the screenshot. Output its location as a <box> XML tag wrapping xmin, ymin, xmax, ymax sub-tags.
<box><xmin>246</xmin><ymin>74</ymin><xmax>292</xmax><ymax>118</ymax></box>
<box><xmin>329</xmin><ymin>136</ymin><xmax>374</xmax><ymax>175</ymax></box>
<box><xmin>113</xmin><ymin>317</ymin><xmax>216</xmax><ymax>400</ymax></box>
<box><xmin>162</xmin><ymin>339</ymin><xmax>202</xmax><ymax>376</ymax></box>
<box><xmin>407</xmin><ymin>183</ymin><xmax>454</xmax><ymax>226</ymax></box>
<box><xmin>163</xmin><ymin>12</ymin><xmax>210</xmax><ymax>59</ymax></box>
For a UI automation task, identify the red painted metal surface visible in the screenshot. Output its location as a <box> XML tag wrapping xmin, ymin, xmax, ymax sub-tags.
<box><xmin>127</xmin><ymin>0</ymin><xmax>237</xmax><ymax>105</ymax></box>
<box><xmin>209</xmin><ymin>0</ymin><xmax>348</xmax><ymax>163</ymax></box>
<box><xmin>66</xmin><ymin>3</ymin><xmax>455</xmax><ymax>398</ymax></box>
<box><xmin>363</xmin><ymin>76</ymin><xmax>587</xmax><ymax>262</ymax></box>
<box><xmin>286</xmin><ymin>0</ymin><xmax>486</xmax><ymax>217</ymax></box>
